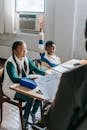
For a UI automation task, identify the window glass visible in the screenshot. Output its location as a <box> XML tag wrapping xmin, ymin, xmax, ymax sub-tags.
<box><xmin>15</xmin><ymin>0</ymin><xmax>45</xmax><ymax>34</ymax></box>
<box><xmin>16</xmin><ymin>0</ymin><xmax>45</xmax><ymax>13</ymax></box>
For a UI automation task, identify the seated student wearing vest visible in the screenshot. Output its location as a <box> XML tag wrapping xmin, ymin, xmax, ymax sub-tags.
<box><xmin>40</xmin><ymin>40</ymin><xmax>61</xmax><ymax>70</ymax></box>
<box><xmin>2</xmin><ymin>40</ymin><xmax>47</xmax><ymax>130</ymax></box>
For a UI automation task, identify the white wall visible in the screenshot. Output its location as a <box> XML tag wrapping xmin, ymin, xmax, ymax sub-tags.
<box><xmin>73</xmin><ymin>0</ymin><xmax>87</xmax><ymax>59</ymax></box>
<box><xmin>45</xmin><ymin>0</ymin><xmax>55</xmax><ymax>41</ymax></box>
<box><xmin>54</xmin><ymin>0</ymin><xmax>75</xmax><ymax>62</ymax></box>
<box><xmin>0</xmin><ymin>0</ymin><xmax>87</xmax><ymax>62</ymax></box>
<box><xmin>0</xmin><ymin>33</ymin><xmax>40</xmax><ymax>59</ymax></box>
<box><xmin>0</xmin><ymin>0</ymin><xmax>55</xmax><ymax>59</ymax></box>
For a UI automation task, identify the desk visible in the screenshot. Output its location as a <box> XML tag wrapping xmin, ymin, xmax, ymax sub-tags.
<box><xmin>9</xmin><ymin>59</ymin><xmax>81</xmax><ymax>130</ymax></box>
<box><xmin>61</xmin><ymin>59</ymin><xmax>81</xmax><ymax>69</ymax></box>
<box><xmin>63</xmin><ymin>59</ymin><xmax>80</xmax><ymax>64</ymax></box>
<box><xmin>52</xmin><ymin>59</ymin><xmax>81</xmax><ymax>73</ymax></box>
<box><xmin>10</xmin><ymin>84</ymin><xmax>47</xmax><ymax>130</ymax></box>
<box><xmin>10</xmin><ymin>84</ymin><xmax>46</xmax><ymax>101</ymax></box>
<box><xmin>10</xmin><ymin>59</ymin><xmax>81</xmax><ymax>101</ymax></box>
<box><xmin>40</xmin><ymin>59</ymin><xmax>81</xmax><ymax>100</ymax></box>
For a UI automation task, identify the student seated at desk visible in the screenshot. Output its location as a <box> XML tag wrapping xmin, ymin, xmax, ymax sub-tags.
<box><xmin>2</xmin><ymin>40</ymin><xmax>46</xmax><ymax>130</ymax></box>
<box><xmin>40</xmin><ymin>40</ymin><xmax>61</xmax><ymax>70</ymax></box>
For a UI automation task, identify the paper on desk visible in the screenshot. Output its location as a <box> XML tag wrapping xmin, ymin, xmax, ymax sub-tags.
<box><xmin>28</xmin><ymin>74</ymin><xmax>42</xmax><ymax>79</ymax></box>
<box><xmin>64</xmin><ymin>59</ymin><xmax>81</xmax><ymax>64</ymax></box>
<box><xmin>35</xmin><ymin>73</ymin><xmax>61</xmax><ymax>100</ymax></box>
<box><xmin>61</xmin><ymin>59</ymin><xmax>81</xmax><ymax>69</ymax></box>
<box><xmin>61</xmin><ymin>63</ymin><xmax>75</xmax><ymax>69</ymax></box>
<box><xmin>52</xmin><ymin>65</ymin><xmax>69</xmax><ymax>73</ymax></box>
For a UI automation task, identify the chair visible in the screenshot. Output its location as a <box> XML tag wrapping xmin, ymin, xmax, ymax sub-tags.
<box><xmin>29</xmin><ymin>59</ymin><xmax>42</xmax><ymax>74</ymax></box>
<box><xmin>33</xmin><ymin>59</ymin><xmax>41</xmax><ymax>68</ymax></box>
<box><xmin>0</xmin><ymin>69</ymin><xmax>24</xmax><ymax>130</ymax></box>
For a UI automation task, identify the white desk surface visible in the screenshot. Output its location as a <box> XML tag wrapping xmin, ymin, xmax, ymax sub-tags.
<box><xmin>52</xmin><ymin>59</ymin><xmax>81</xmax><ymax>72</ymax></box>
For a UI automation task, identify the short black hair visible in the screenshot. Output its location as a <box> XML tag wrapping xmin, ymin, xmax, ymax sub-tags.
<box><xmin>45</xmin><ymin>40</ymin><xmax>55</xmax><ymax>48</ymax></box>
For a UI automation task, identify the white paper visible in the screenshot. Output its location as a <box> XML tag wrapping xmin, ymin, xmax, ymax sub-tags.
<box><xmin>35</xmin><ymin>73</ymin><xmax>61</xmax><ymax>100</ymax></box>
<box><xmin>61</xmin><ymin>63</ymin><xmax>75</xmax><ymax>69</ymax></box>
<box><xmin>61</xmin><ymin>59</ymin><xmax>81</xmax><ymax>69</ymax></box>
<box><xmin>52</xmin><ymin>65</ymin><xmax>69</xmax><ymax>73</ymax></box>
<box><xmin>28</xmin><ymin>74</ymin><xmax>42</xmax><ymax>79</ymax></box>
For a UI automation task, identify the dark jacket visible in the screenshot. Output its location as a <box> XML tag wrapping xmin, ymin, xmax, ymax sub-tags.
<box><xmin>47</xmin><ymin>65</ymin><xmax>87</xmax><ymax>130</ymax></box>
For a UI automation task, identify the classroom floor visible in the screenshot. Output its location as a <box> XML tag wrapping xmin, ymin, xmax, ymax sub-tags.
<box><xmin>0</xmin><ymin>102</ymin><xmax>41</xmax><ymax>130</ymax></box>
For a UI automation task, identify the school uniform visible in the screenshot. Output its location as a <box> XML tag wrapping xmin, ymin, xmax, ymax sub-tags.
<box><xmin>3</xmin><ymin>55</ymin><xmax>45</xmax><ymax>124</ymax></box>
<box><xmin>40</xmin><ymin>52</ymin><xmax>61</xmax><ymax>70</ymax></box>
<box><xmin>3</xmin><ymin>55</ymin><xmax>45</xmax><ymax>98</ymax></box>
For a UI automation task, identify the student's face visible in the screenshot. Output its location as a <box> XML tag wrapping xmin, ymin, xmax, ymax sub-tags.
<box><xmin>14</xmin><ymin>43</ymin><xmax>27</xmax><ymax>60</ymax></box>
<box><xmin>46</xmin><ymin>44</ymin><xmax>56</xmax><ymax>55</ymax></box>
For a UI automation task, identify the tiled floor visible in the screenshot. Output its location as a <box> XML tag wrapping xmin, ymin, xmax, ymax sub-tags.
<box><xmin>0</xmin><ymin>102</ymin><xmax>41</xmax><ymax>130</ymax></box>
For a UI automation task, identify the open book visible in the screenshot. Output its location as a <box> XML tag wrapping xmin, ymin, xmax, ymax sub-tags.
<box><xmin>35</xmin><ymin>73</ymin><xmax>61</xmax><ymax>100</ymax></box>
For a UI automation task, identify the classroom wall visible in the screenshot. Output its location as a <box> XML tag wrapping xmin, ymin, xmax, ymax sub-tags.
<box><xmin>54</xmin><ymin>0</ymin><xmax>87</xmax><ymax>62</ymax></box>
<box><xmin>0</xmin><ymin>0</ymin><xmax>87</xmax><ymax>62</ymax></box>
<box><xmin>72</xmin><ymin>0</ymin><xmax>87</xmax><ymax>59</ymax></box>
<box><xmin>54</xmin><ymin>0</ymin><xmax>75</xmax><ymax>62</ymax></box>
<box><xmin>0</xmin><ymin>33</ymin><xmax>40</xmax><ymax>59</ymax></box>
<box><xmin>0</xmin><ymin>0</ymin><xmax>56</xmax><ymax>60</ymax></box>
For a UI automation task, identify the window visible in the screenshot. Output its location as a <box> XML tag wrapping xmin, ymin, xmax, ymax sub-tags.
<box><xmin>16</xmin><ymin>0</ymin><xmax>45</xmax><ymax>13</ymax></box>
<box><xmin>15</xmin><ymin>0</ymin><xmax>45</xmax><ymax>34</ymax></box>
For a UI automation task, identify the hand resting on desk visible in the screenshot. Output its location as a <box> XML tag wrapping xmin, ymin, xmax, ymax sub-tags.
<box><xmin>80</xmin><ymin>60</ymin><xmax>87</xmax><ymax>65</ymax></box>
<box><xmin>28</xmin><ymin>74</ymin><xmax>42</xmax><ymax>79</ymax></box>
<box><xmin>45</xmin><ymin>69</ymin><xmax>53</xmax><ymax>75</ymax></box>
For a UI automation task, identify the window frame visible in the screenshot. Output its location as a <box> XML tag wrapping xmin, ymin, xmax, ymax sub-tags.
<box><xmin>15</xmin><ymin>0</ymin><xmax>45</xmax><ymax>34</ymax></box>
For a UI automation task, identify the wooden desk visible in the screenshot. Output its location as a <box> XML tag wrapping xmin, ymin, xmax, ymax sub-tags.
<box><xmin>10</xmin><ymin>84</ymin><xmax>47</xmax><ymax>130</ymax></box>
<box><xmin>10</xmin><ymin>84</ymin><xmax>46</xmax><ymax>101</ymax></box>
